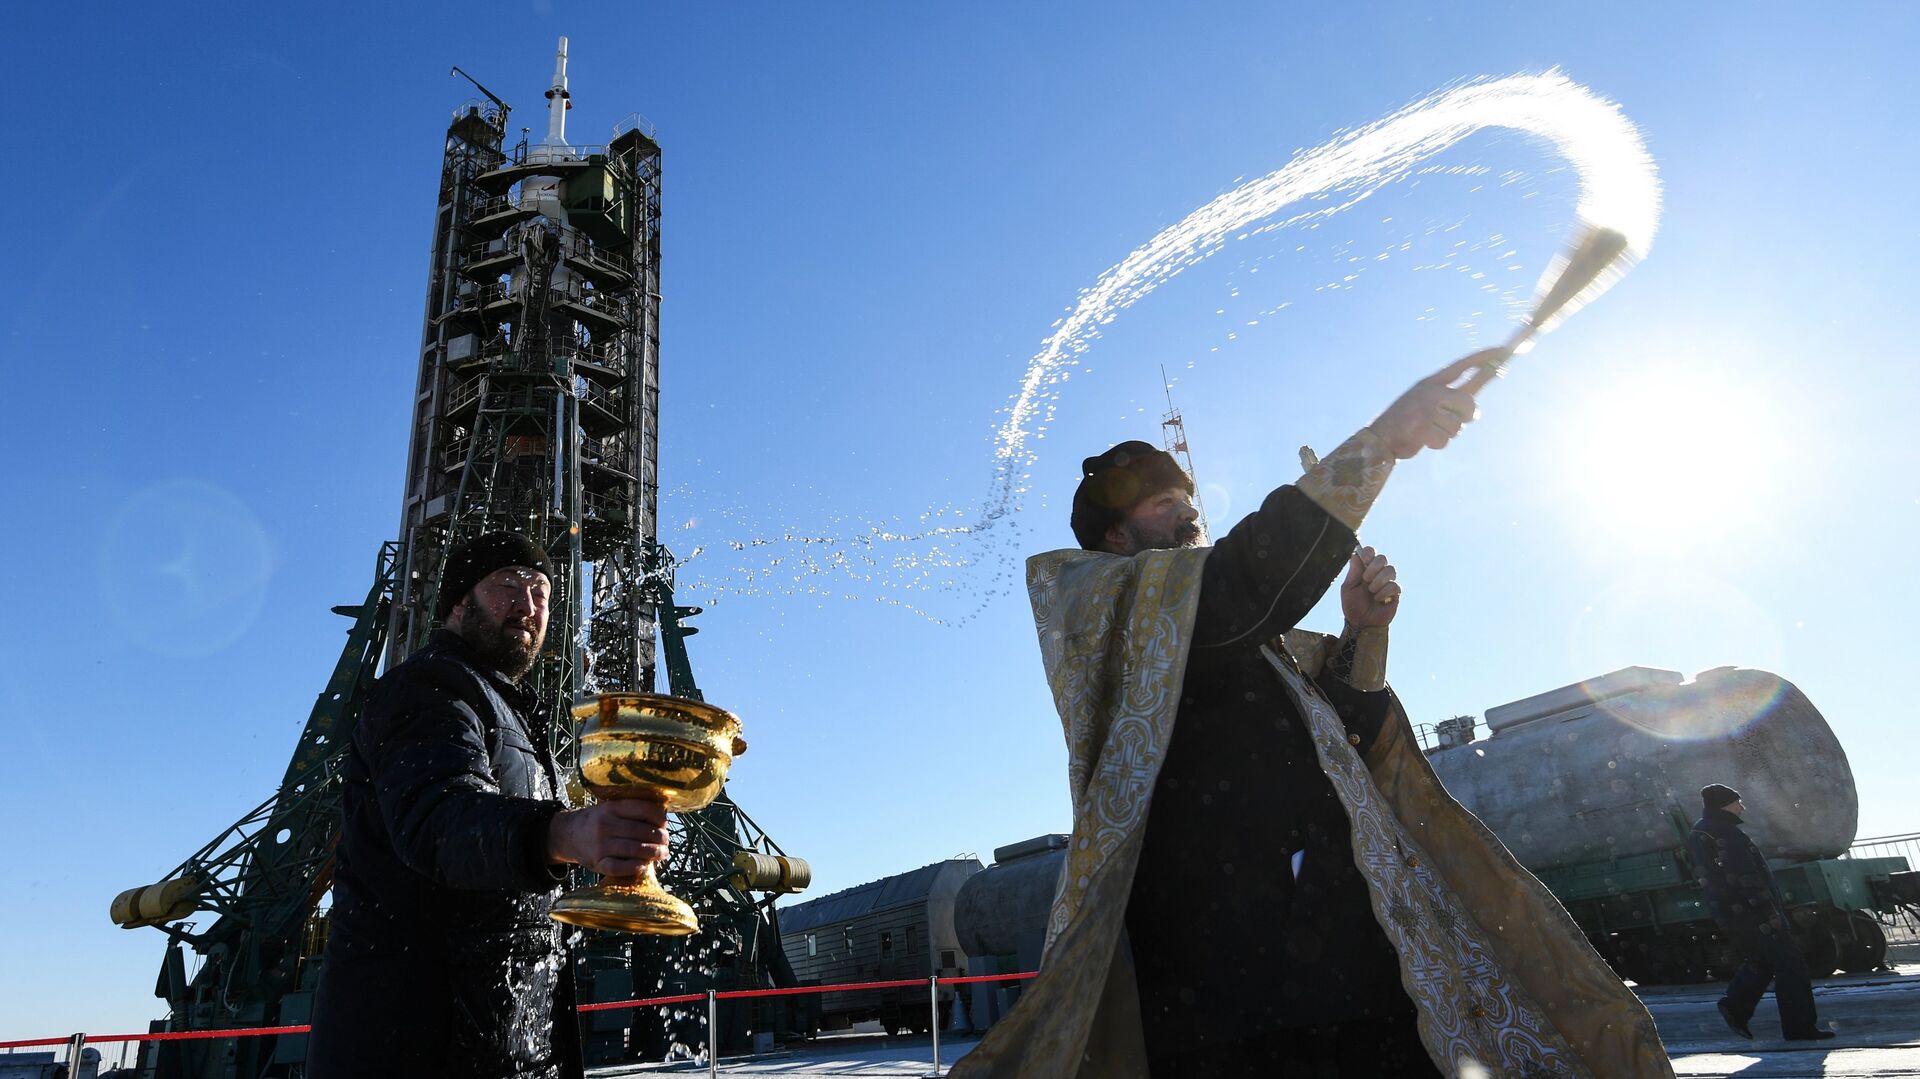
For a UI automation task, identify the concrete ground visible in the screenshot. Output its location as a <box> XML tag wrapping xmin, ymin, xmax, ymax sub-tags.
<box><xmin>1641</xmin><ymin>965</ymin><xmax>1920</xmax><ymax>1077</ymax></box>
<box><xmin>595</xmin><ymin>964</ymin><xmax>1920</xmax><ymax>1077</ymax></box>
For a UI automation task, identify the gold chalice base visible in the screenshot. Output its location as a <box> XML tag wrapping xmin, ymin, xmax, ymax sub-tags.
<box><xmin>551</xmin><ymin>868</ymin><xmax>700</xmax><ymax>936</ymax></box>
<box><xmin>550</xmin><ymin>693</ymin><xmax>746</xmax><ymax>936</ymax></box>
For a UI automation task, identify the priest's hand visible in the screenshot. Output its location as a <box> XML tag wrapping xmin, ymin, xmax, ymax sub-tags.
<box><xmin>1370</xmin><ymin>349</ymin><xmax>1503</xmax><ymax>459</ymax></box>
<box><xmin>1341</xmin><ymin>546</ymin><xmax>1401</xmax><ymax>627</ymax></box>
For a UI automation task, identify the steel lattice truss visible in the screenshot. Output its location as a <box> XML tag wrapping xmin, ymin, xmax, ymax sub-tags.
<box><xmin>121</xmin><ymin>66</ymin><xmax>802</xmax><ymax>1078</ymax></box>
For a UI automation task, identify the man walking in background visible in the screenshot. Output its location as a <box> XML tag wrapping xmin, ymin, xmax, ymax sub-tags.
<box><xmin>1688</xmin><ymin>783</ymin><xmax>1835</xmax><ymax>1042</ymax></box>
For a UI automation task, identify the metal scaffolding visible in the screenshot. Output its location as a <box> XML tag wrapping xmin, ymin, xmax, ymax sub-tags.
<box><xmin>113</xmin><ymin>42</ymin><xmax>804</xmax><ymax>1077</ymax></box>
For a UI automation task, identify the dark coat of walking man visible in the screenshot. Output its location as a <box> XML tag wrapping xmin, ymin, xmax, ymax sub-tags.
<box><xmin>309</xmin><ymin>532</ymin><xmax>672</xmax><ymax>1078</ymax></box>
<box><xmin>1687</xmin><ymin>783</ymin><xmax>1834</xmax><ymax>1042</ymax></box>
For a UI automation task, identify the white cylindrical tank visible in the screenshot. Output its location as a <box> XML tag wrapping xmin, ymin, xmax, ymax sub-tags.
<box><xmin>1428</xmin><ymin>666</ymin><xmax>1857</xmax><ymax>870</ymax></box>
<box><xmin>953</xmin><ymin>835</ymin><xmax>1067</xmax><ymax>968</ymax></box>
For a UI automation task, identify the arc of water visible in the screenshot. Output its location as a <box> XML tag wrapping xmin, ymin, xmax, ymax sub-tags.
<box><xmin>984</xmin><ymin>71</ymin><xmax>1660</xmax><ymax>521</ymax></box>
<box><xmin>674</xmin><ymin>72</ymin><xmax>1658</xmax><ymax>626</ymax></box>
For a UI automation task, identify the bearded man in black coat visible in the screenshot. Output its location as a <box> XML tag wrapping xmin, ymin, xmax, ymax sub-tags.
<box><xmin>309</xmin><ymin>532</ymin><xmax>672</xmax><ymax>1078</ymax></box>
<box><xmin>1687</xmin><ymin>783</ymin><xmax>1834</xmax><ymax>1042</ymax></box>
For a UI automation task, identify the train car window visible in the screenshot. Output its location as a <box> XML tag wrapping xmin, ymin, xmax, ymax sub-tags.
<box><xmin>844</xmin><ymin>927</ymin><xmax>852</xmax><ymax>956</ymax></box>
<box><xmin>880</xmin><ymin>930</ymin><xmax>893</xmax><ymax>955</ymax></box>
<box><xmin>806</xmin><ymin>933</ymin><xmax>816</xmax><ymax>957</ymax></box>
<box><xmin>941</xmin><ymin>949</ymin><xmax>956</xmax><ymax>968</ymax></box>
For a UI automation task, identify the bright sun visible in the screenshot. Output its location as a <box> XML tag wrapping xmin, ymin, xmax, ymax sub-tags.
<box><xmin>1549</xmin><ymin>368</ymin><xmax>1788</xmax><ymax>548</ymax></box>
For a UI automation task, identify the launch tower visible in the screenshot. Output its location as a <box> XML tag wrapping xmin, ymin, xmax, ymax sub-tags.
<box><xmin>110</xmin><ymin>41</ymin><xmax>807</xmax><ymax>1077</ymax></box>
<box><xmin>388</xmin><ymin>37</ymin><xmax>662</xmax><ymax>712</ymax></box>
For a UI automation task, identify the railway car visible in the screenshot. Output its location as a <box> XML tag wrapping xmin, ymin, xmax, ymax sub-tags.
<box><xmin>1427</xmin><ymin>665</ymin><xmax>1914</xmax><ymax>983</ymax></box>
<box><xmin>951</xmin><ymin>835</ymin><xmax>1068</xmax><ymax>1031</ymax></box>
<box><xmin>820</xmin><ymin>667</ymin><xmax>1912</xmax><ymax>1006</ymax></box>
<box><xmin>777</xmin><ymin>858</ymin><xmax>982</xmax><ymax>1034</ymax></box>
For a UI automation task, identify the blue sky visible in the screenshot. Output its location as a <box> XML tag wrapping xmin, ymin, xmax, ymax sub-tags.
<box><xmin>3</xmin><ymin>1</ymin><xmax>1916</xmax><ymax>1039</ymax></box>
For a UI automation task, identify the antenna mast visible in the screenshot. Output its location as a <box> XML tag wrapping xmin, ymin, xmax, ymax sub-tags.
<box><xmin>1159</xmin><ymin>365</ymin><xmax>1209</xmax><ymax>536</ymax></box>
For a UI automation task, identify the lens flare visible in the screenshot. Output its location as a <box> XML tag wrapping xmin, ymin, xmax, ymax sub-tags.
<box><xmin>98</xmin><ymin>478</ymin><xmax>276</xmax><ymax>658</ymax></box>
<box><xmin>1594</xmin><ymin>670</ymin><xmax>1788</xmax><ymax>743</ymax></box>
<box><xmin>1570</xmin><ymin>576</ymin><xmax>1787</xmax><ymax>740</ymax></box>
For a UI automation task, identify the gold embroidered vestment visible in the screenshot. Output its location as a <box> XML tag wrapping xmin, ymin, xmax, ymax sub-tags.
<box><xmin>949</xmin><ymin>545</ymin><xmax>1673</xmax><ymax>1079</ymax></box>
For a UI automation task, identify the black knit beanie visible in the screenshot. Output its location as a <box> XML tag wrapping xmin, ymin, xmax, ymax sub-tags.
<box><xmin>1701</xmin><ymin>783</ymin><xmax>1742</xmax><ymax>810</ymax></box>
<box><xmin>1070</xmin><ymin>440</ymin><xmax>1195</xmax><ymax>551</ymax></box>
<box><xmin>437</xmin><ymin>531</ymin><xmax>554</xmax><ymax>618</ymax></box>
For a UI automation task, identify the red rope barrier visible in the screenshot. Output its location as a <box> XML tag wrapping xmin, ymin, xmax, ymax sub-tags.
<box><xmin>729</xmin><ymin>977</ymin><xmax>925</xmax><ymax>999</ymax></box>
<box><xmin>1</xmin><ymin>971</ymin><xmax>1042</xmax><ymax>1047</ymax></box>
<box><xmin>938</xmin><ymin>972</ymin><xmax>1041</xmax><ymax>987</ymax></box>
<box><xmin>576</xmin><ymin>992</ymin><xmax>706</xmax><ymax>1014</ymax></box>
<box><xmin>123</xmin><ymin>1024</ymin><xmax>313</xmax><ymax>1044</ymax></box>
<box><xmin>0</xmin><ymin>1024</ymin><xmax>311</xmax><ymax>1049</ymax></box>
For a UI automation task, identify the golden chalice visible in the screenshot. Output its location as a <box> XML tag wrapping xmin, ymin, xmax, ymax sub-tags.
<box><xmin>550</xmin><ymin>693</ymin><xmax>747</xmax><ymax>936</ymax></box>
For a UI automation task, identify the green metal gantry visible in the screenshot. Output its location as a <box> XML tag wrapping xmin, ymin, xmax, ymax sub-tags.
<box><xmin>112</xmin><ymin>45</ymin><xmax>806</xmax><ymax>1077</ymax></box>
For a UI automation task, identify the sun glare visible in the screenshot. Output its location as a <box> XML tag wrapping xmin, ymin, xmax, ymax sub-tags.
<box><xmin>1551</xmin><ymin>369</ymin><xmax>1786</xmax><ymax>548</ymax></box>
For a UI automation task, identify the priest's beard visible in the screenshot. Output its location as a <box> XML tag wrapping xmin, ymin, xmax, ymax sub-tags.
<box><xmin>452</xmin><ymin>604</ymin><xmax>545</xmax><ymax>681</ymax></box>
<box><xmin>1120</xmin><ymin>518</ymin><xmax>1204</xmax><ymax>553</ymax></box>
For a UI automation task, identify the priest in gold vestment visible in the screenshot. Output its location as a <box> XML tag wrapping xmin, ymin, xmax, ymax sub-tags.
<box><xmin>952</xmin><ymin>352</ymin><xmax>1673</xmax><ymax>1078</ymax></box>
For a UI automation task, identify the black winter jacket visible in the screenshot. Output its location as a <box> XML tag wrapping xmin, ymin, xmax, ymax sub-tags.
<box><xmin>309</xmin><ymin>629</ymin><xmax>581</xmax><ymax>1079</ymax></box>
<box><xmin>1686</xmin><ymin>806</ymin><xmax>1786</xmax><ymax>928</ymax></box>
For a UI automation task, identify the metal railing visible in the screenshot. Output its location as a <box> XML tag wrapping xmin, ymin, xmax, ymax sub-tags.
<box><xmin>451</xmin><ymin>280</ymin><xmax>514</xmax><ymax>313</ymax></box>
<box><xmin>460</xmin><ymin>237</ymin><xmax>518</xmax><ymax>268</ymax></box>
<box><xmin>448</xmin><ymin>98</ymin><xmax>506</xmax><ymax>131</ymax></box>
<box><xmin>575</xmin><ymin>376</ymin><xmax>626</xmax><ymax>419</ymax></box>
<box><xmin>446</xmin><ymin>281</ymin><xmax>630</xmax><ymax>330</ymax></box>
<box><xmin>582</xmin><ymin>431</ymin><xmax>634</xmax><ymax>472</ymax></box>
<box><xmin>565</xmin><ymin>234</ymin><xmax>635</xmax><ymax>280</ymax></box>
<box><xmin>460</xmin><ymin>230</ymin><xmax>633</xmax><ymax>278</ymax></box>
<box><xmin>442</xmin><ymin>380</ymin><xmax>482</xmax><ymax>418</ymax></box>
<box><xmin>612</xmin><ymin>112</ymin><xmax>657</xmax><ymax>141</ymax></box>
<box><xmin>467</xmin><ymin>192</ymin><xmax>534</xmax><ymax>224</ymax></box>
<box><xmin>502</xmin><ymin>141</ymin><xmax>611</xmax><ymax>168</ymax></box>
<box><xmin>1847</xmin><ymin>831</ymin><xmax>1920</xmax><ymax>864</ymax></box>
<box><xmin>564</xmin><ymin>338</ymin><xmax>627</xmax><ymax>374</ymax></box>
<box><xmin>1</xmin><ymin>971</ymin><xmax>1040</xmax><ymax>1078</ymax></box>
<box><xmin>581</xmin><ymin>487</ymin><xmax>630</xmax><ymax>521</ymax></box>
<box><xmin>550</xmin><ymin>281</ymin><xmax>630</xmax><ymax>324</ymax></box>
<box><xmin>447</xmin><ymin>337</ymin><xmax>624</xmax><ymax>376</ymax></box>
<box><xmin>1846</xmin><ymin>831</ymin><xmax>1920</xmax><ymax>943</ymax></box>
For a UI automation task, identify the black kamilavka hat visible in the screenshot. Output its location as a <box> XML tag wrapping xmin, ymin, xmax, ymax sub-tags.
<box><xmin>1069</xmin><ymin>440</ymin><xmax>1194</xmax><ymax>550</ymax></box>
